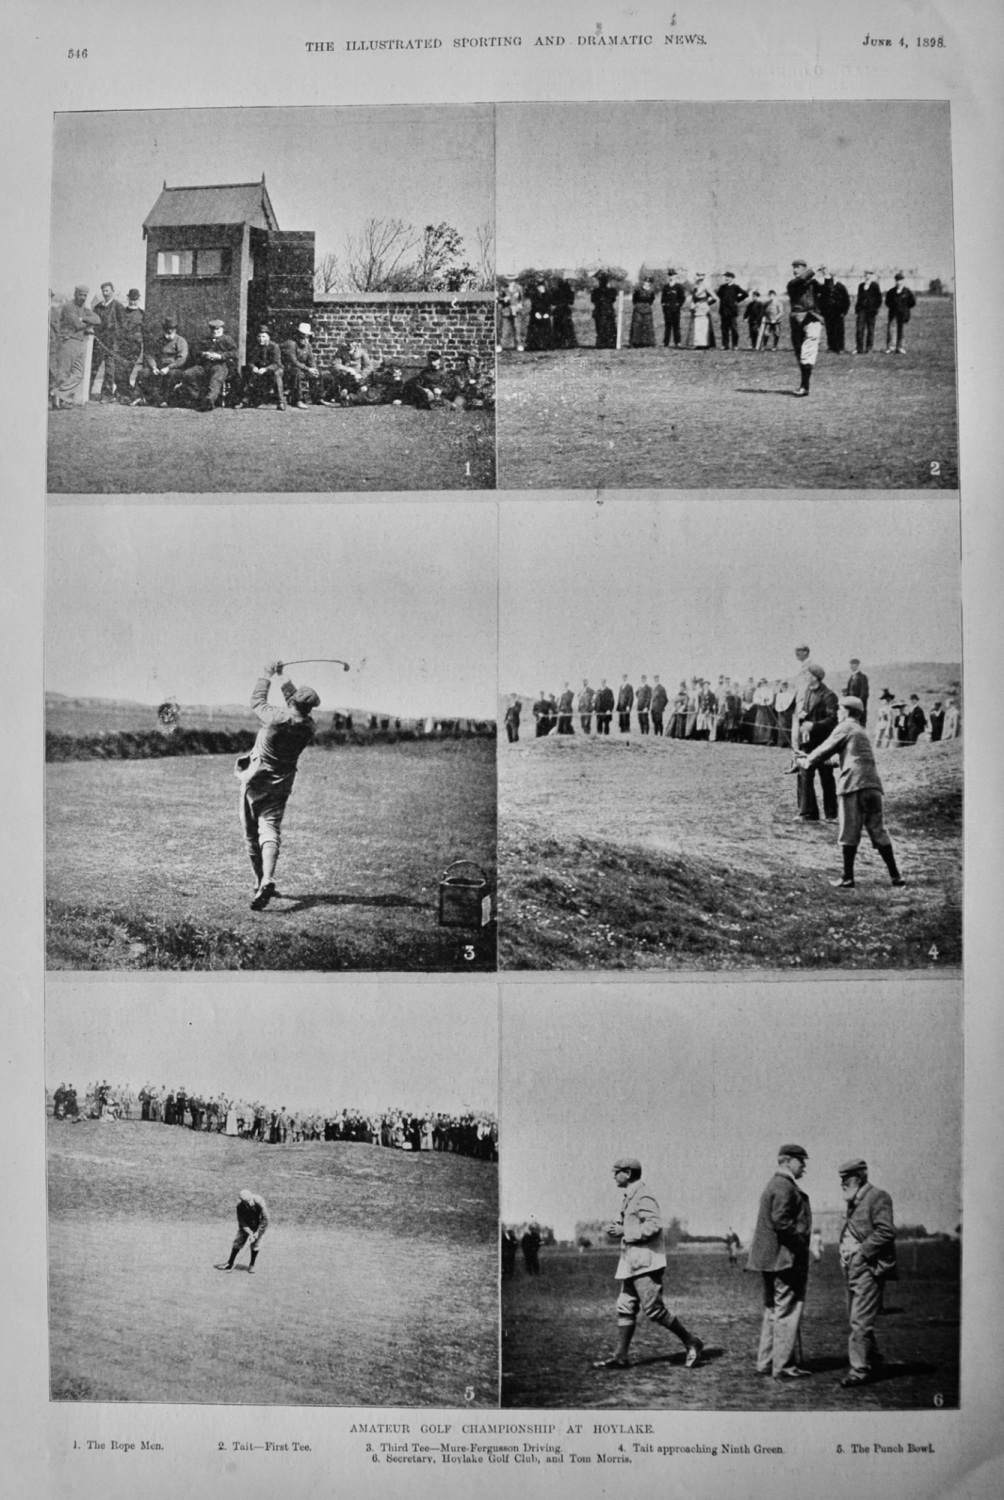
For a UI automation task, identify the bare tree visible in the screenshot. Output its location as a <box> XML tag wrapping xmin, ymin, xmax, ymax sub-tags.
<box><xmin>473</xmin><ymin>220</ymin><xmax>495</xmax><ymax>290</ymax></box>
<box><xmin>313</xmin><ymin>250</ymin><xmax>345</xmax><ymax>295</ymax></box>
<box><xmin>345</xmin><ymin>217</ymin><xmax>420</xmax><ymax>292</ymax></box>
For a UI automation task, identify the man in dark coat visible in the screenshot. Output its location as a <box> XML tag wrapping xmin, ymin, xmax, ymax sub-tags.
<box><xmin>525</xmin><ymin>281</ymin><xmax>554</xmax><ymax>351</ymax></box>
<box><xmin>556</xmin><ymin>683</ymin><xmax>575</xmax><ymax>735</ymax></box>
<box><xmin>504</xmin><ymin>695</ymin><xmax>522</xmax><ymax>744</ymax></box>
<box><xmin>836</xmin><ymin>1159</ymin><xmax>897</xmax><ymax>1387</ymax></box>
<box><xmin>578</xmin><ymin>680</ymin><xmax>595</xmax><ymax>734</ymax></box>
<box><xmin>906</xmin><ymin>694</ymin><xmax>927</xmax><ymax>743</ymax></box>
<box><xmin>635</xmin><ymin>676</ymin><xmax>652</xmax><ymax>734</ymax></box>
<box><xmin>521</xmin><ymin>1222</ymin><xmax>542</xmax><ymax>1274</ymax></box>
<box><xmin>594</xmin><ymin>679</ymin><xmax>615</xmax><ymax>735</ymax></box>
<box><xmin>787</xmin><ymin>261</ymin><xmax>824</xmax><ymax>396</ymax></box>
<box><xmin>717</xmin><ymin>272</ymin><xmax>748</xmax><ymax>349</ymax></box>
<box><xmin>91</xmin><ymin>281</ymin><xmax>123</xmax><ymax>399</ymax></box>
<box><xmin>845</xmin><ymin>659</ymin><xmax>870</xmax><ymax>726</ymax></box>
<box><xmin>403</xmin><ymin>350</ymin><xmax>449</xmax><ymax>409</ymax></box>
<box><xmin>928</xmin><ymin>701</ymin><xmax>945</xmax><ymax>742</ymax></box>
<box><xmin>661</xmin><ymin>270</ymin><xmax>686</xmax><ymax>347</ymax></box>
<box><xmin>884</xmin><ymin>272</ymin><xmax>917</xmax><ymax>354</ymax></box>
<box><xmin>743</xmin><ymin>292</ymin><xmax>765</xmax><ymax>348</ymax></box>
<box><xmin>182</xmin><ymin>319</ymin><xmax>239</xmax><ymax>411</ymax></box>
<box><xmin>242</xmin><ymin>325</ymin><xmax>286</xmax><ymax>409</ymax></box>
<box><xmin>819</xmin><ymin>274</ymin><xmax>851</xmax><ymax>352</ymax></box>
<box><xmin>795</xmin><ymin>665</ymin><xmax>839</xmax><ymax>821</ymax></box>
<box><xmin>854</xmin><ymin>272</ymin><xmax>883</xmax><ymax>353</ymax></box>
<box><xmin>140</xmin><ymin>318</ymin><xmax>188</xmax><ymax>406</ymax></box>
<box><xmin>281</xmin><ymin>322</ymin><xmax>325</xmax><ymax>407</ymax></box>
<box><xmin>533</xmin><ymin>691</ymin><xmax>553</xmax><ymax>738</ymax></box>
<box><xmin>650</xmin><ymin>675</ymin><xmax>668</xmax><ymax>735</ymax></box>
<box><xmin>617</xmin><ymin>676</ymin><xmax>634</xmax><ymax>734</ymax></box>
<box><xmin>115</xmin><ymin>289</ymin><xmax>145</xmax><ymax>399</ymax></box>
<box><xmin>746</xmin><ymin>1144</ymin><xmax>813</xmax><ymax>1380</ymax></box>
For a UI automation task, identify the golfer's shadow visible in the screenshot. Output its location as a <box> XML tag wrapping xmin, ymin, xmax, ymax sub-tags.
<box><xmin>273</xmin><ymin>891</ymin><xmax>426</xmax><ymax>914</ymax></box>
<box><xmin>631</xmin><ymin>1346</ymin><xmax>725</xmax><ymax>1369</ymax></box>
<box><xmin>735</xmin><ymin>388</ymin><xmax>804</xmax><ymax>397</ymax></box>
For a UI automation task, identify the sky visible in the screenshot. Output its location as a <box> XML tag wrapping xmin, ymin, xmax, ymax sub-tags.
<box><xmin>46</xmin><ymin>981</ymin><xmax>497</xmax><ymax>1114</ymax></box>
<box><xmin>499</xmin><ymin>496</ymin><xmax>960</xmax><ymax>693</ymax></box>
<box><xmin>500</xmin><ymin>981</ymin><xmax>962</xmax><ymax>1239</ymax></box>
<box><xmin>49</xmin><ymin>106</ymin><xmax>494</xmax><ymax>299</ymax></box>
<box><xmin>46</xmin><ymin>501</ymin><xmax>497</xmax><ymax>718</ymax></box>
<box><xmin>497</xmin><ymin>101</ymin><xmax>955</xmax><ymax>283</ymax></box>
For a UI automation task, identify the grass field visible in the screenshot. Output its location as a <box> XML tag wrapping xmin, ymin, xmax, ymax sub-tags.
<box><xmin>46</xmin><ymin>739</ymin><xmax>497</xmax><ymax>970</ymax></box>
<box><xmin>48</xmin><ymin>1119</ymin><xmax>498</xmax><ymax>1406</ymax></box>
<box><xmin>502</xmin><ymin>1243</ymin><xmax>959</xmax><ymax>1410</ymax></box>
<box><xmin>47</xmin><ymin>401</ymin><xmax>495</xmax><ymax>493</ymax></box>
<box><xmin>498</xmin><ymin>736</ymin><xmax>961</xmax><ymax>970</ymax></box>
<box><xmin>497</xmin><ymin>296</ymin><xmax>957</xmax><ymax>490</ymax></box>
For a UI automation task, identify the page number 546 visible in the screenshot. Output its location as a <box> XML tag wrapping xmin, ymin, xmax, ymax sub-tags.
<box><xmin>68</xmin><ymin>48</ymin><xmax>88</xmax><ymax>58</ymax></box>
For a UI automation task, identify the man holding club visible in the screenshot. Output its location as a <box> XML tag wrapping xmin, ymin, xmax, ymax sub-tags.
<box><xmin>236</xmin><ymin>662</ymin><xmax>320</xmax><ymax>911</ymax></box>
<box><xmin>215</xmin><ymin>1188</ymin><xmax>270</xmax><ymax>1275</ymax></box>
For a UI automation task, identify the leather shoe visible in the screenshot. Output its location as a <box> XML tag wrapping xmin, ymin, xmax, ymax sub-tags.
<box><xmin>774</xmin><ymin>1366</ymin><xmax>812</xmax><ymax>1380</ymax></box>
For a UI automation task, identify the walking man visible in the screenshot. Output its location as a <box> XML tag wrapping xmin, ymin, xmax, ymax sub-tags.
<box><xmin>216</xmin><ymin>1189</ymin><xmax>270</xmax><ymax>1274</ymax></box>
<box><xmin>593</xmin><ymin>1157</ymin><xmax>704</xmax><ymax>1371</ymax></box>
<box><xmin>746</xmin><ymin>1144</ymin><xmax>813</xmax><ymax>1381</ymax></box>
<box><xmin>836</xmin><ymin>1159</ymin><xmax>897</xmax><ymax>1387</ymax></box>
<box><xmin>236</xmin><ymin>662</ymin><xmax>320</xmax><ymax>910</ymax></box>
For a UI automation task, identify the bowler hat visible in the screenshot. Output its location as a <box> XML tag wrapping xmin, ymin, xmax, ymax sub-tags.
<box><xmin>778</xmin><ymin>1144</ymin><xmax>808</xmax><ymax>1161</ymax></box>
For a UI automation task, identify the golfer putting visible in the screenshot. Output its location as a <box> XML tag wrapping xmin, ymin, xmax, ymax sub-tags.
<box><xmin>236</xmin><ymin>662</ymin><xmax>320</xmax><ymax>910</ymax></box>
<box><xmin>215</xmin><ymin>1189</ymin><xmax>270</xmax><ymax>1274</ymax></box>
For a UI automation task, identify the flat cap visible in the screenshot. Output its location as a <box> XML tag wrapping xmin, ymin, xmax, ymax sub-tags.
<box><xmin>292</xmin><ymin>686</ymin><xmax>320</xmax><ymax>711</ymax></box>
<box><xmin>840</xmin><ymin>696</ymin><xmax>865</xmax><ymax>715</ymax></box>
<box><xmin>208</xmin><ymin>318</ymin><xmax>224</xmax><ymax>329</ymax></box>
<box><xmin>839</xmin><ymin>1158</ymin><xmax>868</xmax><ymax>1179</ymax></box>
<box><xmin>612</xmin><ymin>1156</ymin><xmax>642</xmax><ymax>1174</ymax></box>
<box><xmin>806</xmin><ymin>663</ymin><xmax>825</xmax><ymax>680</ymax></box>
<box><xmin>791</xmin><ymin>258</ymin><xmax>808</xmax><ymax>268</ymax></box>
<box><xmin>778</xmin><ymin>1143</ymin><xmax>808</xmax><ymax>1160</ymax></box>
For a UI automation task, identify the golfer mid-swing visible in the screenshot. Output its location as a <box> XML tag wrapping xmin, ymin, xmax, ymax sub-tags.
<box><xmin>237</xmin><ymin>662</ymin><xmax>320</xmax><ymax>910</ymax></box>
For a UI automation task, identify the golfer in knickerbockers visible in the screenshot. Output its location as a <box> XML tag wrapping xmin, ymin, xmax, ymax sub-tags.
<box><xmin>216</xmin><ymin>1189</ymin><xmax>270</xmax><ymax>1274</ymax></box>
<box><xmin>593</xmin><ymin>1157</ymin><xmax>705</xmax><ymax>1372</ymax></box>
<box><xmin>236</xmin><ymin>663</ymin><xmax>320</xmax><ymax>911</ymax></box>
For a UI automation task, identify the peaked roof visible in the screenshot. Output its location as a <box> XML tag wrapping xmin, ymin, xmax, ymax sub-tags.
<box><xmin>143</xmin><ymin>177</ymin><xmax>279</xmax><ymax>233</ymax></box>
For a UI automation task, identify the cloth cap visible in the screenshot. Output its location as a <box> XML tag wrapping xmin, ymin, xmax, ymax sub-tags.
<box><xmin>806</xmin><ymin>663</ymin><xmax>825</xmax><ymax>680</ymax></box>
<box><xmin>794</xmin><ymin>643</ymin><xmax>810</xmax><ymax>654</ymax></box>
<box><xmin>839</xmin><ymin>1158</ymin><xmax>868</xmax><ymax>1179</ymax></box>
<box><xmin>840</xmin><ymin>696</ymin><xmax>865</xmax><ymax>715</ymax></box>
<box><xmin>428</xmin><ymin>349</ymin><xmax>442</xmax><ymax>361</ymax></box>
<box><xmin>666</xmin><ymin>267</ymin><xmax>677</xmax><ymax>275</ymax></box>
<box><xmin>292</xmin><ymin>686</ymin><xmax>320</xmax><ymax>712</ymax></box>
<box><xmin>778</xmin><ymin>1143</ymin><xmax>808</xmax><ymax>1161</ymax></box>
<box><xmin>74</xmin><ymin>284</ymin><xmax>89</xmax><ymax>296</ymax></box>
<box><xmin>208</xmin><ymin>319</ymin><xmax>224</xmax><ymax>329</ymax></box>
<box><xmin>239</xmin><ymin>1189</ymin><xmax>254</xmax><ymax>1203</ymax></box>
<box><xmin>298</xmin><ymin>322</ymin><xmax>312</xmax><ymax>335</ymax></box>
<box><xmin>612</xmin><ymin>1156</ymin><xmax>642</xmax><ymax>1174</ymax></box>
<box><xmin>162</xmin><ymin>318</ymin><xmax>177</xmax><ymax>331</ymax></box>
<box><xmin>724</xmin><ymin>271</ymin><xmax>735</xmax><ymax>278</ymax></box>
<box><xmin>258</xmin><ymin>324</ymin><xmax>271</xmax><ymax>335</ymax></box>
<box><xmin>895</xmin><ymin>272</ymin><xmax>905</xmax><ymax>280</ymax></box>
<box><xmin>792</xmin><ymin>259</ymin><xmax>807</xmax><ymax>268</ymax></box>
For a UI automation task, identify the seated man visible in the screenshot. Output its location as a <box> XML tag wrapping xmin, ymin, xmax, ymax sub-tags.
<box><xmin>241</xmin><ymin>324</ymin><xmax>286</xmax><ymax>409</ymax></box>
<box><xmin>370</xmin><ymin>362</ymin><xmax>407</xmax><ymax>404</ymax></box>
<box><xmin>450</xmin><ymin>352</ymin><xmax>493</xmax><ymax>409</ymax></box>
<box><xmin>140</xmin><ymin>318</ymin><xmax>189</xmax><ymax>406</ymax></box>
<box><xmin>182</xmin><ymin>318</ymin><xmax>238</xmax><ymax>411</ymax></box>
<box><xmin>281</xmin><ymin>322</ymin><xmax>325</xmax><ymax>407</ymax></box>
<box><xmin>329</xmin><ymin>335</ymin><xmax>376</xmax><ymax>403</ymax></box>
<box><xmin>402</xmin><ymin>350</ymin><xmax>449</xmax><ymax>409</ymax></box>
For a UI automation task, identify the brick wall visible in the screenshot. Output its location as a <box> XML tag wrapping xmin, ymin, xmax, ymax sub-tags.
<box><xmin>270</xmin><ymin>292</ymin><xmax>495</xmax><ymax>367</ymax></box>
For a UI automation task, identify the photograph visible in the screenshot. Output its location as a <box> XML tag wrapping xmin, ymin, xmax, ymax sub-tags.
<box><xmin>45</xmin><ymin>500</ymin><xmax>497</xmax><ymax>971</ymax></box>
<box><xmin>500</xmin><ymin>980</ymin><xmax>961</xmax><ymax>1411</ymax></box>
<box><xmin>495</xmin><ymin>101</ymin><xmax>957</xmax><ymax>490</ymax></box>
<box><xmin>498</xmin><ymin>495</ymin><xmax>961</xmax><ymax>970</ymax></box>
<box><xmin>45</xmin><ymin>981</ymin><xmax>499</xmax><ymax>1407</ymax></box>
<box><xmin>47</xmin><ymin>106</ymin><xmax>496</xmax><ymax>493</ymax></box>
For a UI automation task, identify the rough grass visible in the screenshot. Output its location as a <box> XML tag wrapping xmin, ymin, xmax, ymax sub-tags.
<box><xmin>502</xmin><ymin>1244</ymin><xmax>959</xmax><ymax>1410</ymax></box>
<box><xmin>498</xmin><ymin>736</ymin><xmax>961</xmax><ymax>970</ymax></box>
<box><xmin>47</xmin><ymin>400</ymin><xmax>495</xmax><ymax>493</ymax></box>
<box><xmin>48</xmin><ymin>1119</ymin><xmax>498</xmax><ymax>1406</ymax></box>
<box><xmin>498</xmin><ymin>297</ymin><xmax>957</xmax><ymax>490</ymax></box>
<box><xmin>46</xmin><ymin>738</ymin><xmax>496</xmax><ymax>971</ymax></box>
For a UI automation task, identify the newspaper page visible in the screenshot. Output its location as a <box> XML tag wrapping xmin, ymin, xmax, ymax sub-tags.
<box><xmin>2</xmin><ymin>1</ymin><xmax>1002</xmax><ymax>1497</ymax></box>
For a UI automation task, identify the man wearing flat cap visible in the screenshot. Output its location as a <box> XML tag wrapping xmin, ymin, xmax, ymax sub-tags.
<box><xmin>182</xmin><ymin>318</ymin><xmax>238</xmax><ymax>411</ymax></box>
<box><xmin>716</xmin><ymin>272</ymin><xmax>748</xmax><ymax>350</ymax></box>
<box><xmin>795</xmin><ymin>664</ymin><xmax>839</xmax><ymax>822</ymax></box>
<box><xmin>242</xmin><ymin>325</ymin><xmax>287</xmax><ymax>410</ymax></box>
<box><xmin>884</xmin><ymin>273</ymin><xmax>916</xmax><ymax>355</ymax></box>
<box><xmin>786</xmin><ymin>260</ymin><xmax>825</xmax><ymax>396</ymax></box>
<box><xmin>746</xmin><ymin>1145</ymin><xmax>813</xmax><ymax>1380</ymax></box>
<box><xmin>141</xmin><ymin>317</ymin><xmax>189</xmax><ymax>406</ymax></box>
<box><xmin>836</xmin><ymin>1159</ymin><xmax>897</xmax><ymax>1386</ymax></box>
<box><xmin>855</xmin><ymin>271</ymin><xmax>883</xmax><ymax>354</ymax></box>
<box><xmin>235</xmin><ymin>663</ymin><xmax>320</xmax><ymax>911</ymax></box>
<box><xmin>593</xmin><ymin>1157</ymin><xmax>705</xmax><ymax>1372</ymax></box>
<box><xmin>797</xmin><ymin>696</ymin><xmax>905</xmax><ymax>888</ymax></box>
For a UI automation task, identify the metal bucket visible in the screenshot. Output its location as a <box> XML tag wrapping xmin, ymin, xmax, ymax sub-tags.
<box><xmin>438</xmin><ymin>860</ymin><xmax>492</xmax><ymax>928</ymax></box>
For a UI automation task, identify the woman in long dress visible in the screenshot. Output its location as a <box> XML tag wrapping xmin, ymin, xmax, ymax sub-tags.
<box><xmin>225</xmin><ymin>1100</ymin><xmax>238</xmax><ymax>1136</ymax></box>
<box><xmin>552</xmin><ymin>278</ymin><xmax>578</xmax><ymax>348</ymax></box>
<box><xmin>591</xmin><ymin>274</ymin><xmax>619</xmax><ymax>348</ymax></box>
<box><xmin>50</xmin><ymin>286</ymin><xmax>101</xmax><ymax>407</ymax></box>
<box><xmin>629</xmin><ymin>278</ymin><xmax>657</xmax><ymax>347</ymax></box>
<box><xmin>752</xmin><ymin>679</ymin><xmax>775</xmax><ymax>745</ymax></box>
<box><xmin>687</xmin><ymin>275</ymin><xmax>718</xmax><ymax>349</ymax></box>
<box><xmin>525</xmin><ymin>280</ymin><xmax>554</xmax><ymax>351</ymax></box>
